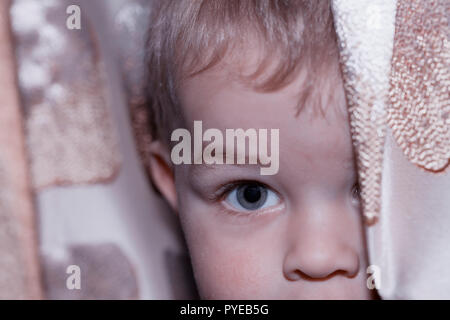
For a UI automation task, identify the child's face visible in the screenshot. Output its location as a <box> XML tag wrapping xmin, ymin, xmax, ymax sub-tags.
<box><xmin>170</xmin><ymin>53</ymin><xmax>372</xmax><ymax>299</ymax></box>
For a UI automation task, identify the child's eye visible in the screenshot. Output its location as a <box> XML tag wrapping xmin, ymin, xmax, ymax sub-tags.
<box><xmin>224</xmin><ymin>182</ymin><xmax>280</xmax><ymax>212</ymax></box>
<box><xmin>351</xmin><ymin>182</ymin><xmax>361</xmax><ymax>205</ymax></box>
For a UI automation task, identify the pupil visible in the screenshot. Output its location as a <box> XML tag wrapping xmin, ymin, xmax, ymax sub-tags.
<box><xmin>243</xmin><ymin>185</ymin><xmax>261</xmax><ymax>203</ymax></box>
<box><xmin>236</xmin><ymin>183</ymin><xmax>268</xmax><ymax>210</ymax></box>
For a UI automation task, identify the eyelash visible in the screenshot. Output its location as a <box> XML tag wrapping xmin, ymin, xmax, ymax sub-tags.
<box><xmin>208</xmin><ymin>180</ymin><xmax>255</xmax><ymax>201</ymax></box>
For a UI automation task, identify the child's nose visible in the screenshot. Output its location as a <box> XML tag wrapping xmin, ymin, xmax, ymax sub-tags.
<box><xmin>283</xmin><ymin>242</ymin><xmax>360</xmax><ymax>281</ymax></box>
<box><xmin>282</xmin><ymin>209</ymin><xmax>361</xmax><ymax>281</ymax></box>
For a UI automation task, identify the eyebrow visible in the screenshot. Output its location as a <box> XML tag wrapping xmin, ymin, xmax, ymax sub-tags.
<box><xmin>187</xmin><ymin>147</ymin><xmax>356</xmax><ymax>176</ymax></box>
<box><xmin>188</xmin><ymin>159</ymin><xmax>261</xmax><ymax>174</ymax></box>
<box><xmin>187</xmin><ymin>150</ymin><xmax>264</xmax><ymax>179</ymax></box>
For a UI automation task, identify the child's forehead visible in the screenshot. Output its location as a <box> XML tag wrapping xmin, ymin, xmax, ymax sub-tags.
<box><xmin>179</xmin><ymin>62</ymin><xmax>301</xmax><ymax>119</ymax></box>
<box><xmin>179</xmin><ymin>75</ymin><xmax>348</xmax><ymax>151</ymax></box>
<box><xmin>180</xmin><ymin>34</ymin><xmax>292</xmax><ymax>89</ymax></box>
<box><xmin>179</xmin><ymin>49</ymin><xmax>347</xmax><ymax>126</ymax></box>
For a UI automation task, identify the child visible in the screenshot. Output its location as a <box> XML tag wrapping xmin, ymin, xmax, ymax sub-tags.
<box><xmin>145</xmin><ymin>0</ymin><xmax>374</xmax><ymax>299</ymax></box>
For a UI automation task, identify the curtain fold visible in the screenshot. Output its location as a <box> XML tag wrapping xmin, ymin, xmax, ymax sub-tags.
<box><xmin>0</xmin><ymin>0</ymin><xmax>42</xmax><ymax>299</ymax></box>
<box><xmin>333</xmin><ymin>0</ymin><xmax>450</xmax><ymax>299</ymax></box>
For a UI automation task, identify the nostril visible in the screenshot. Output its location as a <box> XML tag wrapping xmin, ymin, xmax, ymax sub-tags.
<box><xmin>283</xmin><ymin>246</ymin><xmax>360</xmax><ymax>281</ymax></box>
<box><xmin>287</xmin><ymin>269</ymin><xmax>356</xmax><ymax>282</ymax></box>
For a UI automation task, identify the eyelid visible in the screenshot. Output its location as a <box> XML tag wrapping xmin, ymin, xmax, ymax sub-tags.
<box><xmin>209</xmin><ymin>180</ymin><xmax>279</xmax><ymax>202</ymax></box>
<box><xmin>221</xmin><ymin>197</ymin><xmax>285</xmax><ymax>217</ymax></box>
<box><xmin>222</xmin><ymin>181</ymin><xmax>283</xmax><ymax>214</ymax></box>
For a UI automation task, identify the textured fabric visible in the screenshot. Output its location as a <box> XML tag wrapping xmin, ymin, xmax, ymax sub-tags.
<box><xmin>377</xmin><ymin>0</ymin><xmax>450</xmax><ymax>299</ymax></box>
<box><xmin>15</xmin><ymin>0</ymin><xmax>195</xmax><ymax>300</ymax></box>
<box><xmin>331</xmin><ymin>0</ymin><xmax>397</xmax><ymax>223</ymax></box>
<box><xmin>333</xmin><ymin>0</ymin><xmax>450</xmax><ymax>299</ymax></box>
<box><xmin>42</xmin><ymin>243</ymin><xmax>139</xmax><ymax>299</ymax></box>
<box><xmin>0</xmin><ymin>0</ymin><xmax>42</xmax><ymax>299</ymax></box>
<box><xmin>388</xmin><ymin>0</ymin><xmax>450</xmax><ymax>172</ymax></box>
<box><xmin>10</xmin><ymin>0</ymin><xmax>121</xmax><ymax>190</ymax></box>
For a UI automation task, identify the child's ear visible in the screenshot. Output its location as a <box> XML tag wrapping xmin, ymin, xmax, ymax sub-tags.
<box><xmin>148</xmin><ymin>140</ymin><xmax>178</xmax><ymax>212</ymax></box>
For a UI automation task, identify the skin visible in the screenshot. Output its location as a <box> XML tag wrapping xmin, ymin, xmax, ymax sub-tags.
<box><xmin>150</xmin><ymin>46</ymin><xmax>374</xmax><ymax>299</ymax></box>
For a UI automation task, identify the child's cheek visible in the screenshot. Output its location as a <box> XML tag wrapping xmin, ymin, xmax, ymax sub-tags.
<box><xmin>183</xmin><ymin>218</ymin><xmax>279</xmax><ymax>299</ymax></box>
<box><xmin>192</xmin><ymin>243</ymin><xmax>271</xmax><ymax>299</ymax></box>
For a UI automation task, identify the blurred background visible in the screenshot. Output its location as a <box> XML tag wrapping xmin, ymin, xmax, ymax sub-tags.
<box><xmin>0</xmin><ymin>0</ymin><xmax>197</xmax><ymax>299</ymax></box>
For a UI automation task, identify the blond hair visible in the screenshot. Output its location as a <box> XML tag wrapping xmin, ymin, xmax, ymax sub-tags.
<box><xmin>145</xmin><ymin>0</ymin><xmax>343</xmax><ymax>143</ymax></box>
